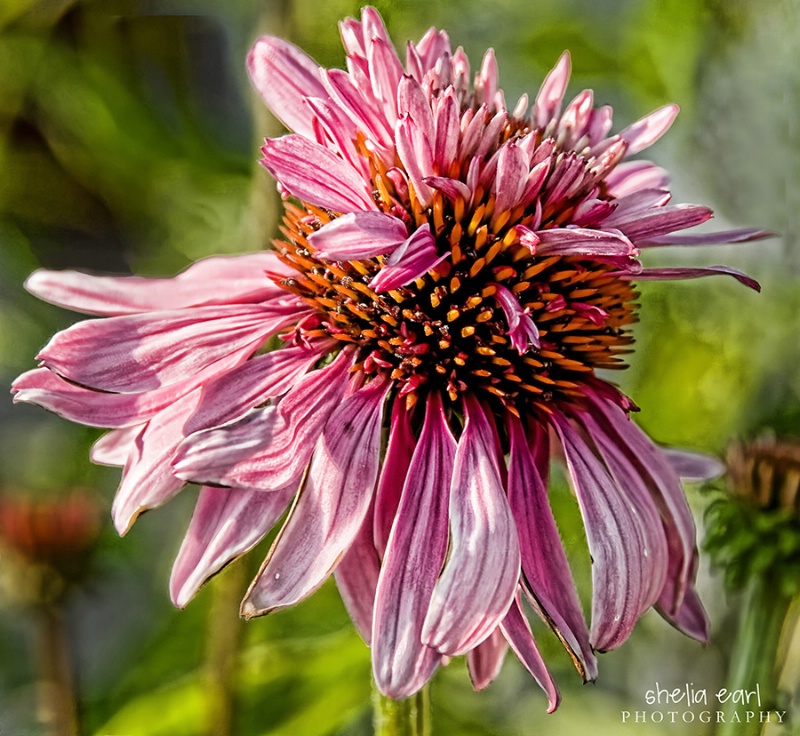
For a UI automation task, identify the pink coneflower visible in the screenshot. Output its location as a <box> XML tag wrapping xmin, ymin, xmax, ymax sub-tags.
<box><xmin>14</xmin><ymin>7</ymin><xmax>769</xmax><ymax>704</ymax></box>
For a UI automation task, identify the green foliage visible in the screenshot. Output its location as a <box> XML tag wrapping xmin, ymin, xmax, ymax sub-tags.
<box><xmin>704</xmin><ymin>488</ymin><xmax>800</xmax><ymax>596</ymax></box>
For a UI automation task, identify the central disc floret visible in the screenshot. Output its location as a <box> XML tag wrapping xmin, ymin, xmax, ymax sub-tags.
<box><xmin>267</xmin><ymin>90</ymin><xmax>646</xmax><ymax>414</ymax></box>
<box><xmin>276</xmin><ymin>193</ymin><xmax>637</xmax><ymax>413</ymax></box>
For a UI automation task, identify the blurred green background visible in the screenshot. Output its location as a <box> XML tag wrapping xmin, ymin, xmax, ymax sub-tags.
<box><xmin>0</xmin><ymin>0</ymin><xmax>798</xmax><ymax>734</ymax></box>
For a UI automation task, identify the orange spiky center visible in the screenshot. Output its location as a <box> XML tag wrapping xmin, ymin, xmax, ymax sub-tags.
<box><xmin>272</xmin><ymin>109</ymin><xmax>638</xmax><ymax>414</ymax></box>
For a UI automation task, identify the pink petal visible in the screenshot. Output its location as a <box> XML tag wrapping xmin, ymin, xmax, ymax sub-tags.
<box><xmin>657</xmin><ymin>582</ymin><xmax>709</xmax><ymax>643</ymax></box>
<box><xmin>303</xmin><ymin>96</ymin><xmax>364</xmax><ymax>174</ymax></box>
<box><xmin>111</xmin><ymin>391</ymin><xmax>201</xmax><ymax>534</ymax></box>
<box><xmin>367</xmin><ymin>38</ymin><xmax>404</xmax><ymax>122</ymax></box>
<box><xmin>639</xmin><ymin>228</ymin><xmax>775</xmax><ymax>248</ymax></box>
<box><xmin>183</xmin><ymin>344</ymin><xmax>321</xmax><ymax>435</ymax></box>
<box><xmin>619</xmin><ymin>265</ymin><xmax>760</xmax><ymax>292</ymax></box>
<box><xmin>334</xmin><ymin>500</ymin><xmax>382</xmax><ymax>643</ymax></box>
<box><xmin>423</xmin><ymin>176</ymin><xmax>471</xmax><ymax>203</ymax></box>
<box><xmin>414</xmin><ymin>27</ymin><xmax>452</xmax><ymax>72</ymax></box>
<box><xmin>247</xmin><ymin>36</ymin><xmax>327</xmax><ymax>138</ymax></box>
<box><xmin>322</xmin><ymin>69</ymin><xmax>394</xmax><ymax>150</ymax></box>
<box><xmin>422</xmin><ymin>395</ymin><xmax>520</xmax><ymax>656</ymax></box>
<box><xmin>493</xmin><ymin>284</ymin><xmax>540</xmax><ymax>353</ymax></box>
<box><xmin>24</xmin><ymin>253</ymin><xmax>288</xmax><ymax>316</ymax></box>
<box><xmin>612</xmin><ymin>203</ymin><xmax>713</xmax><ymax>242</ymax></box>
<box><xmin>466</xmin><ymin>628</ymin><xmax>508</xmax><ymax>691</ymax></box>
<box><xmin>494</xmin><ymin>142</ymin><xmax>527</xmax><ymax>214</ymax></box>
<box><xmin>582</xmin><ymin>411</ymin><xmax>670</xmax><ymax>613</ymax></box>
<box><xmin>507</xmin><ymin>416</ymin><xmax>597</xmax><ymax>681</ymax></box>
<box><xmin>395</xmin><ymin>114</ymin><xmax>435</xmax><ymax>207</ymax></box>
<box><xmin>90</xmin><ymin>426</ymin><xmax>141</xmax><ymax>466</ymax></box>
<box><xmin>369</xmin><ymin>224</ymin><xmax>448</xmax><ymax>292</ymax></box>
<box><xmin>397</xmin><ymin>75</ymin><xmax>435</xmax><ymax>147</ymax></box>
<box><xmin>260</xmin><ymin>134</ymin><xmax>376</xmax><ymax>213</ymax></box>
<box><xmin>173</xmin><ymin>350</ymin><xmax>352</xmax><ymax>491</ymax></box>
<box><xmin>560</xmin><ymin>89</ymin><xmax>594</xmax><ymax>145</ymax></box>
<box><xmin>476</xmin><ymin>49</ymin><xmax>498</xmax><ymax>107</ymax></box>
<box><xmin>552</xmin><ymin>412</ymin><xmax>650</xmax><ymax>652</ymax></box>
<box><xmin>662</xmin><ymin>448</ymin><xmax>725</xmax><ymax>482</ymax></box>
<box><xmin>37</xmin><ymin>302</ymin><xmax>301</xmax><ymax>393</ymax></box>
<box><xmin>308</xmin><ymin>211</ymin><xmax>409</xmax><ymax>260</ymax></box>
<box><xmin>619</xmin><ymin>104</ymin><xmax>679</xmax><ymax>156</ymax></box>
<box><xmin>500</xmin><ymin>596</ymin><xmax>560</xmax><ymax>712</ymax></box>
<box><xmin>372</xmin><ymin>392</ymin><xmax>455</xmax><ymax>699</ymax></box>
<box><xmin>605</xmin><ymin>160</ymin><xmax>670</xmax><ymax>198</ymax></box>
<box><xmin>433</xmin><ymin>88</ymin><xmax>459</xmax><ymax>172</ymax></box>
<box><xmin>241</xmin><ymin>376</ymin><xmax>390</xmax><ymax>616</ymax></box>
<box><xmin>589</xmin><ymin>398</ymin><xmax>699</xmax><ymax>615</ymax></box>
<box><xmin>170</xmin><ymin>484</ymin><xmax>296</xmax><ymax>608</ymax></box>
<box><xmin>535</xmin><ymin>228</ymin><xmax>636</xmax><ymax>258</ymax></box>
<box><xmin>373</xmin><ymin>398</ymin><xmax>416</xmax><ymax>556</ymax></box>
<box><xmin>534</xmin><ymin>51</ymin><xmax>571</xmax><ymax>129</ymax></box>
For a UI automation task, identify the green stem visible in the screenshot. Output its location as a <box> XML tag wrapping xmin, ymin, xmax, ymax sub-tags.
<box><xmin>205</xmin><ymin>562</ymin><xmax>247</xmax><ymax>736</ymax></box>
<box><xmin>717</xmin><ymin>572</ymin><xmax>793</xmax><ymax>736</ymax></box>
<box><xmin>373</xmin><ymin>684</ymin><xmax>430</xmax><ymax>736</ymax></box>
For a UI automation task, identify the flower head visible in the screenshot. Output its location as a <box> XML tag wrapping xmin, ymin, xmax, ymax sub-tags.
<box><xmin>14</xmin><ymin>7</ymin><xmax>769</xmax><ymax>703</ymax></box>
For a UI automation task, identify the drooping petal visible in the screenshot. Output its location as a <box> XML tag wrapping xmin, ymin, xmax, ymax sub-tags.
<box><xmin>308</xmin><ymin>211</ymin><xmax>409</xmax><ymax>260</ymax></box>
<box><xmin>422</xmin><ymin>394</ymin><xmax>520</xmax><ymax>656</ymax></box>
<box><xmin>589</xmin><ymin>398</ymin><xmax>699</xmax><ymax>616</ymax></box>
<box><xmin>13</xmin><ymin>341</ymin><xmax>260</xmax><ymax>429</ymax></box>
<box><xmin>619</xmin><ymin>265</ymin><xmax>760</xmax><ymax>292</ymax></box>
<box><xmin>260</xmin><ymin>134</ymin><xmax>376</xmax><ymax>212</ymax></box>
<box><xmin>247</xmin><ymin>36</ymin><xmax>327</xmax><ymax>138</ymax></box>
<box><xmin>582</xmin><ymin>411</ymin><xmax>670</xmax><ymax>613</ymax></box>
<box><xmin>23</xmin><ymin>253</ymin><xmax>287</xmax><ymax>317</ymax></box>
<box><xmin>373</xmin><ymin>398</ymin><xmax>417</xmax><ymax>556</ymax></box>
<box><xmin>657</xmin><ymin>581</ymin><xmax>709</xmax><ymax>643</ymax></box>
<box><xmin>369</xmin><ymin>224</ymin><xmax>448</xmax><ymax>292</ymax></box>
<box><xmin>37</xmin><ymin>302</ymin><xmax>302</xmax><ymax>393</ymax></box>
<box><xmin>241</xmin><ymin>375</ymin><xmax>390</xmax><ymax>617</ymax></box>
<box><xmin>173</xmin><ymin>350</ymin><xmax>352</xmax><ymax>491</ymax></box>
<box><xmin>170</xmin><ymin>485</ymin><xmax>296</xmax><ymax>607</ymax></box>
<box><xmin>90</xmin><ymin>426</ymin><xmax>141</xmax><ymax>466</ymax></box>
<box><xmin>372</xmin><ymin>392</ymin><xmax>455</xmax><ymax>700</ymax></box>
<box><xmin>334</xmin><ymin>500</ymin><xmax>382</xmax><ymax>643</ymax></box>
<box><xmin>183</xmin><ymin>345</ymin><xmax>321</xmax><ymax>436</ymax></box>
<box><xmin>466</xmin><ymin>628</ymin><xmax>508</xmax><ymax>691</ymax></box>
<box><xmin>507</xmin><ymin>415</ymin><xmax>597</xmax><ymax>681</ymax></box>
<box><xmin>662</xmin><ymin>448</ymin><xmax>726</xmax><ymax>482</ymax></box>
<box><xmin>619</xmin><ymin>104</ymin><xmax>679</xmax><ymax>156</ymax></box>
<box><xmin>639</xmin><ymin>228</ymin><xmax>775</xmax><ymax>248</ymax></box>
<box><xmin>552</xmin><ymin>412</ymin><xmax>649</xmax><ymax>652</ymax></box>
<box><xmin>111</xmin><ymin>391</ymin><xmax>202</xmax><ymax>535</ymax></box>
<box><xmin>500</xmin><ymin>596</ymin><xmax>560</xmax><ymax>712</ymax></box>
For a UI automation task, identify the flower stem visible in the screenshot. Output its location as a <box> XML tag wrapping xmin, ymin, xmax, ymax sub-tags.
<box><xmin>373</xmin><ymin>685</ymin><xmax>430</xmax><ymax>736</ymax></box>
<box><xmin>717</xmin><ymin>571</ymin><xmax>794</xmax><ymax>736</ymax></box>
<box><xmin>35</xmin><ymin>602</ymin><xmax>79</xmax><ymax>736</ymax></box>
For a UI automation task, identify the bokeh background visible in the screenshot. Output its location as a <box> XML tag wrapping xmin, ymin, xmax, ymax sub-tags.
<box><xmin>0</xmin><ymin>0</ymin><xmax>798</xmax><ymax>734</ymax></box>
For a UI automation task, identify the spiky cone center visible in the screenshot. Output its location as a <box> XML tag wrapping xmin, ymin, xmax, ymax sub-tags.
<box><xmin>274</xmin><ymin>114</ymin><xmax>638</xmax><ymax>415</ymax></box>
